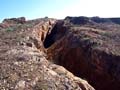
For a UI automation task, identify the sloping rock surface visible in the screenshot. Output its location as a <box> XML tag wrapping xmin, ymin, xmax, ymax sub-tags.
<box><xmin>0</xmin><ymin>17</ymin><xmax>94</xmax><ymax>90</ymax></box>
<box><xmin>46</xmin><ymin>16</ymin><xmax>120</xmax><ymax>90</ymax></box>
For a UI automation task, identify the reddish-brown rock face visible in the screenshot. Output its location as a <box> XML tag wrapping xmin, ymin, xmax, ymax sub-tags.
<box><xmin>46</xmin><ymin>17</ymin><xmax>120</xmax><ymax>90</ymax></box>
<box><xmin>0</xmin><ymin>17</ymin><xmax>95</xmax><ymax>90</ymax></box>
<box><xmin>2</xmin><ymin>16</ymin><xmax>120</xmax><ymax>90</ymax></box>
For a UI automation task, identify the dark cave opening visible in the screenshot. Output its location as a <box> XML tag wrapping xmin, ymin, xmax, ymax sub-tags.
<box><xmin>43</xmin><ymin>23</ymin><xmax>58</xmax><ymax>48</ymax></box>
<box><xmin>43</xmin><ymin>20</ymin><xmax>66</xmax><ymax>48</ymax></box>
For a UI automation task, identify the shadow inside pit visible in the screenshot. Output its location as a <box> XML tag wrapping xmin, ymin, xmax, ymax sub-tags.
<box><xmin>43</xmin><ymin>20</ymin><xmax>66</xmax><ymax>48</ymax></box>
<box><xmin>43</xmin><ymin>24</ymin><xmax>58</xmax><ymax>48</ymax></box>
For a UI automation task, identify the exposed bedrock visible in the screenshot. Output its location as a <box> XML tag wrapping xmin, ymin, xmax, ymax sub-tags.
<box><xmin>0</xmin><ymin>17</ymin><xmax>95</xmax><ymax>90</ymax></box>
<box><xmin>44</xmin><ymin>17</ymin><xmax>120</xmax><ymax>90</ymax></box>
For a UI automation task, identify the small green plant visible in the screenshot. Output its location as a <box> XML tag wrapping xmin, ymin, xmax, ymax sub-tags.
<box><xmin>5</xmin><ymin>24</ymin><xmax>21</xmax><ymax>32</ymax></box>
<box><xmin>6</xmin><ymin>27</ymin><xmax>14</xmax><ymax>31</ymax></box>
<box><xmin>22</xmin><ymin>23</ymin><xmax>33</xmax><ymax>28</ymax></box>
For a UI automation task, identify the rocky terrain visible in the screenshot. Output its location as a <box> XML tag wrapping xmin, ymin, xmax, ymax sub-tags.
<box><xmin>0</xmin><ymin>16</ymin><xmax>120</xmax><ymax>90</ymax></box>
<box><xmin>0</xmin><ymin>17</ymin><xmax>94</xmax><ymax>90</ymax></box>
<box><xmin>45</xmin><ymin>16</ymin><xmax>120</xmax><ymax>90</ymax></box>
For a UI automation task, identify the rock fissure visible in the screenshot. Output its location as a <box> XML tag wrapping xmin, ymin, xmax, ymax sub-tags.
<box><xmin>1</xmin><ymin>16</ymin><xmax>120</xmax><ymax>90</ymax></box>
<box><xmin>43</xmin><ymin>17</ymin><xmax>120</xmax><ymax>90</ymax></box>
<box><xmin>43</xmin><ymin>20</ymin><xmax>66</xmax><ymax>48</ymax></box>
<box><xmin>0</xmin><ymin>17</ymin><xmax>95</xmax><ymax>90</ymax></box>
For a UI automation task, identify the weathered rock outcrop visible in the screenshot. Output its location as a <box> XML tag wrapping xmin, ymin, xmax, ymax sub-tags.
<box><xmin>46</xmin><ymin>17</ymin><xmax>120</xmax><ymax>90</ymax></box>
<box><xmin>3</xmin><ymin>17</ymin><xmax>26</xmax><ymax>24</ymax></box>
<box><xmin>0</xmin><ymin>17</ymin><xmax>94</xmax><ymax>90</ymax></box>
<box><xmin>0</xmin><ymin>17</ymin><xmax>26</xmax><ymax>29</ymax></box>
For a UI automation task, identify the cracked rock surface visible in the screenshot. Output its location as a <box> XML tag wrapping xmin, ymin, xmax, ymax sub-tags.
<box><xmin>0</xmin><ymin>17</ymin><xmax>94</xmax><ymax>90</ymax></box>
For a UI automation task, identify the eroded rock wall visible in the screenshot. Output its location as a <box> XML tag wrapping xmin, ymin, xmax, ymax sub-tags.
<box><xmin>0</xmin><ymin>17</ymin><xmax>95</xmax><ymax>90</ymax></box>
<box><xmin>46</xmin><ymin>17</ymin><xmax>120</xmax><ymax>90</ymax></box>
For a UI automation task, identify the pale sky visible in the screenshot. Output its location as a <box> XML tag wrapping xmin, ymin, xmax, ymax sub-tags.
<box><xmin>0</xmin><ymin>0</ymin><xmax>120</xmax><ymax>22</ymax></box>
<box><xmin>52</xmin><ymin>0</ymin><xmax>120</xmax><ymax>18</ymax></box>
